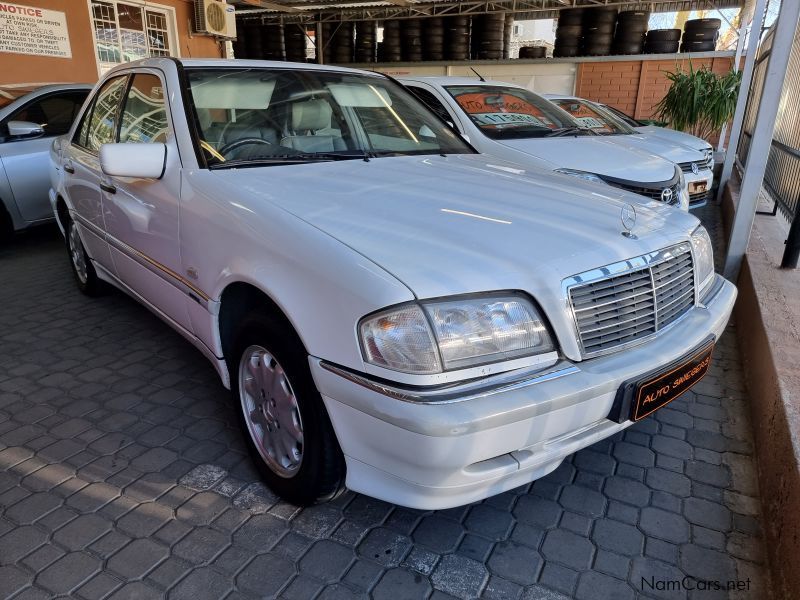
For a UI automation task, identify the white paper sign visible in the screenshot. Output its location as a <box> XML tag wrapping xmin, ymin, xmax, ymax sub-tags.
<box><xmin>0</xmin><ymin>3</ymin><xmax>72</xmax><ymax>58</ymax></box>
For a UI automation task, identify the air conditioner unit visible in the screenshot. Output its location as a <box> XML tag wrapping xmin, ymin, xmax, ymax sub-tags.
<box><xmin>194</xmin><ymin>0</ymin><xmax>236</xmax><ymax>39</ymax></box>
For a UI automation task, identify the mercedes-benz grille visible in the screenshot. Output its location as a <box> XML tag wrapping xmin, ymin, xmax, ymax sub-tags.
<box><xmin>566</xmin><ymin>244</ymin><xmax>695</xmax><ymax>357</ymax></box>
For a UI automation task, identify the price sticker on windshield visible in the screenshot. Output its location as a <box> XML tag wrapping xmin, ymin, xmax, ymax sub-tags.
<box><xmin>575</xmin><ymin>116</ymin><xmax>606</xmax><ymax>129</ymax></box>
<box><xmin>473</xmin><ymin>112</ymin><xmax>547</xmax><ymax>127</ymax></box>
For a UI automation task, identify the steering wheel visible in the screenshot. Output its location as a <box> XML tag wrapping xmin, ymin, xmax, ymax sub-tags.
<box><xmin>219</xmin><ymin>137</ymin><xmax>273</xmax><ymax>157</ymax></box>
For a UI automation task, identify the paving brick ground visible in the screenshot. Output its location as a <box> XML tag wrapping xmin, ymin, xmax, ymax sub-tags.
<box><xmin>0</xmin><ymin>205</ymin><xmax>770</xmax><ymax>599</ymax></box>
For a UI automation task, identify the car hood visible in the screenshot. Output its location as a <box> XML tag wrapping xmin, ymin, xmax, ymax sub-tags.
<box><xmin>601</xmin><ymin>133</ymin><xmax>704</xmax><ymax>164</ymax></box>
<box><xmin>492</xmin><ymin>136</ymin><xmax>678</xmax><ymax>183</ymax></box>
<box><xmin>206</xmin><ymin>154</ymin><xmax>698</xmax><ymax>302</ymax></box>
<box><xmin>635</xmin><ymin>125</ymin><xmax>711</xmax><ymax>152</ymax></box>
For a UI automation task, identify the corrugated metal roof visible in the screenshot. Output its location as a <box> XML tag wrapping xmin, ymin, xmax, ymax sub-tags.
<box><xmin>233</xmin><ymin>0</ymin><xmax>744</xmax><ymax>23</ymax></box>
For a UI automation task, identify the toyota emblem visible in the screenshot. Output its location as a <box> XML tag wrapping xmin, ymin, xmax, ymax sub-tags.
<box><xmin>691</xmin><ymin>162</ymin><xmax>699</xmax><ymax>175</ymax></box>
<box><xmin>660</xmin><ymin>187</ymin><xmax>674</xmax><ymax>204</ymax></box>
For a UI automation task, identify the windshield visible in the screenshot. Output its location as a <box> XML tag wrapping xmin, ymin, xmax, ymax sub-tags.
<box><xmin>550</xmin><ymin>98</ymin><xmax>636</xmax><ymax>135</ymax></box>
<box><xmin>0</xmin><ymin>87</ymin><xmax>37</xmax><ymax>110</ymax></box>
<box><xmin>185</xmin><ymin>68</ymin><xmax>472</xmax><ymax>167</ymax></box>
<box><xmin>444</xmin><ymin>85</ymin><xmax>588</xmax><ymax>140</ymax></box>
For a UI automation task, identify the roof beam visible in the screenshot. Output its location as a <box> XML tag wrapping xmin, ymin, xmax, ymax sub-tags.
<box><xmin>240</xmin><ymin>0</ymin><xmax>302</xmax><ymax>12</ymax></box>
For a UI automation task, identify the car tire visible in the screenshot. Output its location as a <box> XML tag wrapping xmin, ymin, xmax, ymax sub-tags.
<box><xmin>230</xmin><ymin>312</ymin><xmax>346</xmax><ymax>506</ymax></box>
<box><xmin>685</xmin><ymin>18</ymin><xmax>722</xmax><ymax>31</ymax></box>
<box><xmin>683</xmin><ymin>29</ymin><xmax>719</xmax><ymax>42</ymax></box>
<box><xmin>0</xmin><ymin>204</ymin><xmax>13</xmax><ymax>246</ymax></box>
<box><xmin>681</xmin><ymin>40</ymin><xmax>717</xmax><ymax>52</ymax></box>
<box><xmin>644</xmin><ymin>40</ymin><xmax>679</xmax><ymax>53</ymax></box>
<box><xmin>557</xmin><ymin>9</ymin><xmax>584</xmax><ymax>26</ymax></box>
<box><xmin>646</xmin><ymin>29</ymin><xmax>681</xmax><ymax>42</ymax></box>
<box><xmin>66</xmin><ymin>218</ymin><xmax>104</xmax><ymax>296</ymax></box>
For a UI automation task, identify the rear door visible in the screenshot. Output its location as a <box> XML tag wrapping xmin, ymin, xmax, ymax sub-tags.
<box><xmin>62</xmin><ymin>76</ymin><xmax>128</xmax><ymax>271</ymax></box>
<box><xmin>0</xmin><ymin>90</ymin><xmax>89</xmax><ymax>222</ymax></box>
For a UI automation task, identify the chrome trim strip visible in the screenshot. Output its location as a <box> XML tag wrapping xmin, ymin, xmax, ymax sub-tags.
<box><xmin>319</xmin><ymin>360</ymin><xmax>581</xmax><ymax>404</ymax></box>
<box><xmin>72</xmin><ymin>211</ymin><xmax>212</xmax><ymax>304</ymax></box>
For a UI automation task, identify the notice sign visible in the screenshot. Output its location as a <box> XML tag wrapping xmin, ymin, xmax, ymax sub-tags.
<box><xmin>0</xmin><ymin>3</ymin><xmax>71</xmax><ymax>59</ymax></box>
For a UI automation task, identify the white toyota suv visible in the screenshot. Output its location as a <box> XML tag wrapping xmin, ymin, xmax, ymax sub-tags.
<box><xmin>400</xmin><ymin>76</ymin><xmax>690</xmax><ymax>211</ymax></box>
<box><xmin>50</xmin><ymin>59</ymin><xmax>736</xmax><ymax>509</ymax></box>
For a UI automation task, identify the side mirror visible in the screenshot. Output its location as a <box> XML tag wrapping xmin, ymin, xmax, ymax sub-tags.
<box><xmin>100</xmin><ymin>143</ymin><xmax>166</xmax><ymax>179</ymax></box>
<box><xmin>8</xmin><ymin>120</ymin><xmax>44</xmax><ymax>138</ymax></box>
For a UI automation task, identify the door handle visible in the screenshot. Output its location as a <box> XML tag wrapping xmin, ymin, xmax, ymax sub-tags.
<box><xmin>63</xmin><ymin>162</ymin><xmax>75</xmax><ymax>174</ymax></box>
<box><xmin>100</xmin><ymin>181</ymin><xmax>116</xmax><ymax>194</ymax></box>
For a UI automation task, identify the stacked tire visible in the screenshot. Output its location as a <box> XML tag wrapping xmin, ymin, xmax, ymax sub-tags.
<box><xmin>243</xmin><ymin>24</ymin><xmax>264</xmax><ymax>59</ymax></box>
<box><xmin>233</xmin><ymin>29</ymin><xmax>248</xmax><ymax>59</ymax></box>
<box><xmin>261</xmin><ymin>24</ymin><xmax>285</xmax><ymax>60</ymax></box>
<box><xmin>381</xmin><ymin>20</ymin><xmax>402</xmax><ymax>62</ymax></box>
<box><xmin>644</xmin><ymin>29</ymin><xmax>680</xmax><ymax>54</ymax></box>
<box><xmin>401</xmin><ymin>19</ymin><xmax>423</xmax><ymax>61</ymax></box>
<box><xmin>503</xmin><ymin>14</ymin><xmax>514</xmax><ymax>59</ymax></box>
<box><xmin>582</xmin><ymin>7</ymin><xmax>616</xmax><ymax>56</ymax></box>
<box><xmin>284</xmin><ymin>24</ymin><xmax>307</xmax><ymax>63</ymax></box>
<box><xmin>554</xmin><ymin>8</ymin><xmax>582</xmax><ymax>57</ymax></box>
<box><xmin>519</xmin><ymin>46</ymin><xmax>546</xmax><ymax>59</ymax></box>
<box><xmin>423</xmin><ymin>17</ymin><xmax>444</xmax><ymax>61</ymax></box>
<box><xmin>472</xmin><ymin>13</ymin><xmax>505</xmax><ymax>60</ymax></box>
<box><xmin>613</xmin><ymin>10</ymin><xmax>649</xmax><ymax>55</ymax></box>
<box><xmin>355</xmin><ymin>21</ymin><xmax>376</xmax><ymax>62</ymax></box>
<box><xmin>326</xmin><ymin>22</ymin><xmax>353</xmax><ymax>63</ymax></box>
<box><xmin>681</xmin><ymin>18</ymin><xmax>720</xmax><ymax>52</ymax></box>
<box><xmin>445</xmin><ymin>16</ymin><xmax>471</xmax><ymax>61</ymax></box>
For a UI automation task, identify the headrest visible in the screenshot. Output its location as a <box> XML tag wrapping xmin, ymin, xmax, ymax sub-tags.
<box><xmin>292</xmin><ymin>100</ymin><xmax>332</xmax><ymax>131</ymax></box>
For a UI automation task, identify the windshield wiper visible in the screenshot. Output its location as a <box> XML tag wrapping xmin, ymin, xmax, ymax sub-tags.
<box><xmin>209</xmin><ymin>151</ymin><xmax>369</xmax><ymax>169</ymax></box>
<box><xmin>545</xmin><ymin>126</ymin><xmax>596</xmax><ymax>137</ymax></box>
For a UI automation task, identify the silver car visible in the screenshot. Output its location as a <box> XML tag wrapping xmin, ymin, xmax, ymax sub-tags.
<box><xmin>0</xmin><ymin>84</ymin><xmax>91</xmax><ymax>242</ymax></box>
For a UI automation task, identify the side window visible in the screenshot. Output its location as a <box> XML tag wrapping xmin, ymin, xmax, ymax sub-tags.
<box><xmin>407</xmin><ymin>86</ymin><xmax>454</xmax><ymax>124</ymax></box>
<box><xmin>75</xmin><ymin>76</ymin><xmax>127</xmax><ymax>153</ymax></box>
<box><xmin>1</xmin><ymin>91</ymin><xmax>89</xmax><ymax>139</ymax></box>
<box><xmin>119</xmin><ymin>73</ymin><xmax>169</xmax><ymax>143</ymax></box>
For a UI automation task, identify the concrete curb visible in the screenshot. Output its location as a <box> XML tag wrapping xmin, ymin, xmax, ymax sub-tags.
<box><xmin>721</xmin><ymin>180</ymin><xmax>800</xmax><ymax>600</ymax></box>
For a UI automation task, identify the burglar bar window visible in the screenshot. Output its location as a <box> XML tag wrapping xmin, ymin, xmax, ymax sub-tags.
<box><xmin>91</xmin><ymin>1</ymin><xmax>176</xmax><ymax>72</ymax></box>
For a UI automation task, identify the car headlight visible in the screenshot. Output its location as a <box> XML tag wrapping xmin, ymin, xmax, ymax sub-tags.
<box><xmin>690</xmin><ymin>225</ymin><xmax>715</xmax><ymax>298</ymax></box>
<box><xmin>554</xmin><ymin>168</ymin><xmax>606</xmax><ymax>184</ymax></box>
<box><xmin>359</xmin><ymin>294</ymin><xmax>555</xmax><ymax>374</ymax></box>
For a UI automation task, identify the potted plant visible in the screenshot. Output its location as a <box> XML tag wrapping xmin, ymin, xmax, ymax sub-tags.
<box><xmin>655</xmin><ymin>63</ymin><xmax>742</xmax><ymax>142</ymax></box>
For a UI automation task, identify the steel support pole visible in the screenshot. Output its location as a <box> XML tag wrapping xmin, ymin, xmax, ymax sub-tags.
<box><xmin>716</xmin><ymin>0</ymin><xmax>769</xmax><ymax>198</ymax></box>
<box><xmin>723</xmin><ymin>2</ymin><xmax>800</xmax><ymax>280</ymax></box>
<box><xmin>316</xmin><ymin>21</ymin><xmax>324</xmax><ymax>64</ymax></box>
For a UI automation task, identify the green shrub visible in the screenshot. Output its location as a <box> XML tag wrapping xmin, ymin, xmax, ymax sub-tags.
<box><xmin>655</xmin><ymin>64</ymin><xmax>741</xmax><ymax>141</ymax></box>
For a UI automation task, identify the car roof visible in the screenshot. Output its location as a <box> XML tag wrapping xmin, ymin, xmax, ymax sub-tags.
<box><xmin>397</xmin><ymin>75</ymin><xmax>527</xmax><ymax>89</ymax></box>
<box><xmin>104</xmin><ymin>57</ymin><xmax>383</xmax><ymax>79</ymax></box>
<box><xmin>0</xmin><ymin>83</ymin><xmax>93</xmax><ymax>96</ymax></box>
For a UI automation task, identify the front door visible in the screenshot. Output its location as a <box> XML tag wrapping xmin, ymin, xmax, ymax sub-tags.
<box><xmin>101</xmin><ymin>70</ymin><xmax>192</xmax><ymax>332</ymax></box>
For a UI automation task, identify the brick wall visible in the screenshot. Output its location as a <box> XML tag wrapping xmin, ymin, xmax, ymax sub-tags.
<box><xmin>575</xmin><ymin>56</ymin><xmax>736</xmax><ymax>122</ymax></box>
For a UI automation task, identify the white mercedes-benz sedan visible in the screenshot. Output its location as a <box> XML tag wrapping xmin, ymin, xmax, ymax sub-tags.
<box><xmin>50</xmin><ymin>58</ymin><xmax>736</xmax><ymax>510</ymax></box>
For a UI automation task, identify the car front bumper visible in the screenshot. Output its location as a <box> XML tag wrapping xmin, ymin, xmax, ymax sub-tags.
<box><xmin>685</xmin><ymin>169</ymin><xmax>714</xmax><ymax>209</ymax></box>
<box><xmin>310</xmin><ymin>275</ymin><xmax>737</xmax><ymax>510</ymax></box>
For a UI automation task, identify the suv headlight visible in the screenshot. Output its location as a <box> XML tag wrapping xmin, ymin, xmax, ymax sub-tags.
<box><xmin>554</xmin><ymin>168</ymin><xmax>606</xmax><ymax>185</ymax></box>
<box><xmin>359</xmin><ymin>294</ymin><xmax>555</xmax><ymax>374</ymax></box>
<box><xmin>690</xmin><ymin>225</ymin><xmax>715</xmax><ymax>298</ymax></box>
